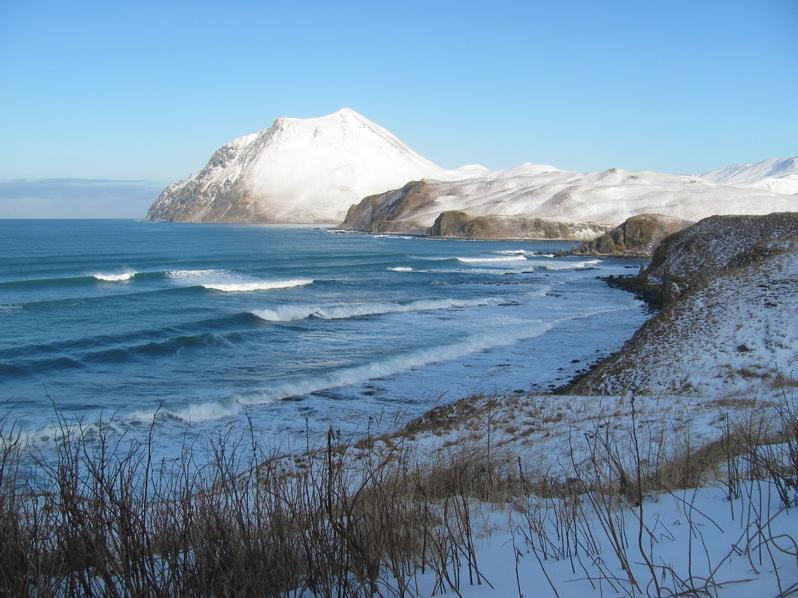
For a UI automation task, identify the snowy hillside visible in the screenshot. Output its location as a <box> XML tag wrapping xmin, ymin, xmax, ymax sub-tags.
<box><xmin>571</xmin><ymin>214</ymin><xmax>798</xmax><ymax>397</ymax></box>
<box><xmin>147</xmin><ymin>108</ymin><xmax>482</xmax><ymax>224</ymax></box>
<box><xmin>341</xmin><ymin>165</ymin><xmax>798</xmax><ymax>234</ymax></box>
<box><xmin>702</xmin><ymin>156</ymin><xmax>798</xmax><ymax>195</ymax></box>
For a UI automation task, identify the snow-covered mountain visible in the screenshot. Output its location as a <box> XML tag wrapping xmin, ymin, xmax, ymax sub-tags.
<box><xmin>147</xmin><ymin>108</ymin><xmax>483</xmax><ymax>224</ymax></box>
<box><xmin>340</xmin><ymin>164</ymin><xmax>798</xmax><ymax>235</ymax></box>
<box><xmin>149</xmin><ymin>108</ymin><xmax>797</xmax><ymax>229</ymax></box>
<box><xmin>701</xmin><ymin>156</ymin><xmax>798</xmax><ymax>195</ymax></box>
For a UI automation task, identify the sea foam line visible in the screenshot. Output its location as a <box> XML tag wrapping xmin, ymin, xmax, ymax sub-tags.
<box><xmin>166</xmin><ymin>269</ymin><xmax>313</xmax><ymax>293</ymax></box>
<box><xmin>128</xmin><ymin>318</ymin><xmax>558</xmax><ymax>425</ymax></box>
<box><xmin>134</xmin><ymin>303</ymin><xmax>639</xmax><ymax>425</ymax></box>
<box><xmin>457</xmin><ymin>255</ymin><xmax>527</xmax><ymax>264</ymax></box>
<box><xmin>494</xmin><ymin>249</ymin><xmax>555</xmax><ymax>258</ymax></box>
<box><xmin>201</xmin><ymin>279</ymin><xmax>313</xmax><ymax>293</ymax></box>
<box><xmin>251</xmin><ymin>297</ymin><xmax>501</xmax><ymax>323</ymax></box>
<box><xmin>534</xmin><ymin>258</ymin><xmax>601</xmax><ymax>271</ymax></box>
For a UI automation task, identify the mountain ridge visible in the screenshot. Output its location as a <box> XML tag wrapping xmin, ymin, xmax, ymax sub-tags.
<box><xmin>148</xmin><ymin>109</ymin><xmax>797</xmax><ymax>229</ymax></box>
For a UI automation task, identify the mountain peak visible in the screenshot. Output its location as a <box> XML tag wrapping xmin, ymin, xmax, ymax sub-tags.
<box><xmin>701</xmin><ymin>155</ymin><xmax>798</xmax><ymax>195</ymax></box>
<box><xmin>148</xmin><ymin>110</ymin><xmax>456</xmax><ymax>224</ymax></box>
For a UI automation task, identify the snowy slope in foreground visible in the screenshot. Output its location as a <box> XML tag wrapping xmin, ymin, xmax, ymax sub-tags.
<box><xmin>147</xmin><ymin>108</ymin><xmax>485</xmax><ymax>224</ymax></box>
<box><xmin>702</xmin><ymin>156</ymin><xmax>798</xmax><ymax>195</ymax></box>
<box><xmin>574</xmin><ymin>242</ymin><xmax>798</xmax><ymax>397</ymax></box>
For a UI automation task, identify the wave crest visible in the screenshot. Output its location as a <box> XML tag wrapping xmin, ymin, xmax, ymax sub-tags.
<box><xmin>91</xmin><ymin>271</ymin><xmax>136</xmax><ymax>282</ymax></box>
<box><xmin>166</xmin><ymin>270</ymin><xmax>313</xmax><ymax>293</ymax></box>
<box><xmin>457</xmin><ymin>255</ymin><xmax>527</xmax><ymax>264</ymax></box>
<box><xmin>251</xmin><ymin>297</ymin><xmax>500</xmax><ymax>323</ymax></box>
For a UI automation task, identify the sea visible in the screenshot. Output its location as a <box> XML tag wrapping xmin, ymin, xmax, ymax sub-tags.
<box><xmin>0</xmin><ymin>219</ymin><xmax>649</xmax><ymax>461</ymax></box>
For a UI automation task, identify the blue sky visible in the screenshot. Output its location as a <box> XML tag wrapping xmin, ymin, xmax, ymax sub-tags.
<box><xmin>0</xmin><ymin>0</ymin><xmax>796</xmax><ymax>215</ymax></box>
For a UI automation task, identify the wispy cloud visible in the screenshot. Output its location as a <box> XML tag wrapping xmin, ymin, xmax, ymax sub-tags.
<box><xmin>0</xmin><ymin>178</ymin><xmax>163</xmax><ymax>218</ymax></box>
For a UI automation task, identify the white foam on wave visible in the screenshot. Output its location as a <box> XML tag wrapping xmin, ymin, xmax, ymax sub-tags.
<box><xmin>92</xmin><ymin>271</ymin><xmax>136</xmax><ymax>282</ymax></box>
<box><xmin>128</xmin><ymin>401</ymin><xmax>242</xmax><ymax>425</ymax></box>
<box><xmin>166</xmin><ymin>269</ymin><xmax>313</xmax><ymax>293</ymax></box>
<box><xmin>202</xmin><ymin>279</ymin><xmax>313</xmax><ymax>293</ymax></box>
<box><xmin>125</xmin><ymin>303</ymin><xmax>638</xmax><ymax>426</ymax></box>
<box><xmin>387</xmin><ymin>266</ymin><xmax>414</xmax><ymax>272</ymax></box>
<box><xmin>228</xmin><ymin>319</ymin><xmax>558</xmax><ymax>414</ymax></box>
<box><xmin>534</xmin><ymin>258</ymin><xmax>602</xmax><ymax>271</ymax></box>
<box><xmin>0</xmin><ymin>304</ymin><xmax>20</xmax><ymax>315</ymax></box>
<box><xmin>457</xmin><ymin>255</ymin><xmax>527</xmax><ymax>264</ymax></box>
<box><xmin>494</xmin><ymin>250</ymin><xmax>555</xmax><ymax>258</ymax></box>
<box><xmin>165</xmin><ymin>269</ymin><xmax>221</xmax><ymax>279</ymax></box>
<box><xmin>251</xmin><ymin>297</ymin><xmax>500</xmax><ymax>323</ymax></box>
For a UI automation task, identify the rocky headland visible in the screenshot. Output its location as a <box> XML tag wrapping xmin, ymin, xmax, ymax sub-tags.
<box><xmin>571</xmin><ymin>213</ymin><xmax>693</xmax><ymax>257</ymax></box>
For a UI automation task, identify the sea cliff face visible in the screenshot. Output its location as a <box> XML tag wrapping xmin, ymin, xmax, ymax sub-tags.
<box><xmin>429</xmin><ymin>211</ymin><xmax>612</xmax><ymax>240</ymax></box>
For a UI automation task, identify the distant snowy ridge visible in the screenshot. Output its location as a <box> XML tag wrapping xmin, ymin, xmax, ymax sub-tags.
<box><xmin>701</xmin><ymin>156</ymin><xmax>798</xmax><ymax>195</ymax></box>
<box><xmin>340</xmin><ymin>165</ymin><xmax>798</xmax><ymax>236</ymax></box>
<box><xmin>147</xmin><ymin>108</ymin><xmax>485</xmax><ymax>224</ymax></box>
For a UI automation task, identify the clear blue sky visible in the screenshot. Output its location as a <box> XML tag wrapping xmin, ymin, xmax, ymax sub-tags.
<box><xmin>1</xmin><ymin>0</ymin><xmax>796</xmax><ymax>188</ymax></box>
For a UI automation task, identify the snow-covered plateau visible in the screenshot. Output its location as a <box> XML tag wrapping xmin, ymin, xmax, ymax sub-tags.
<box><xmin>147</xmin><ymin>108</ymin><xmax>797</xmax><ymax>235</ymax></box>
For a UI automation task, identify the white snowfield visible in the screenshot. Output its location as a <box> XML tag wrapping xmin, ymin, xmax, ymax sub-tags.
<box><xmin>352</xmin><ymin>165</ymin><xmax>798</xmax><ymax>231</ymax></box>
<box><xmin>149</xmin><ymin>108</ymin><xmax>798</xmax><ymax>226</ymax></box>
<box><xmin>702</xmin><ymin>156</ymin><xmax>798</xmax><ymax>195</ymax></box>
<box><xmin>368</xmin><ymin>391</ymin><xmax>795</xmax><ymax>596</ymax></box>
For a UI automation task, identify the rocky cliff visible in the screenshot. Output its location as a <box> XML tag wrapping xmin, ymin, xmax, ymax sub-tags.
<box><xmin>429</xmin><ymin>211</ymin><xmax>612</xmax><ymax>240</ymax></box>
<box><xmin>571</xmin><ymin>213</ymin><xmax>693</xmax><ymax>257</ymax></box>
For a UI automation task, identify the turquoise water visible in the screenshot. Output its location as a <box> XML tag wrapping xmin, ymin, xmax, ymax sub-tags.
<box><xmin>0</xmin><ymin>220</ymin><xmax>648</xmax><ymax>457</ymax></box>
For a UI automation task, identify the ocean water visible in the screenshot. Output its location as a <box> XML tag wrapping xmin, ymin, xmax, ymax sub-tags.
<box><xmin>0</xmin><ymin>220</ymin><xmax>649</xmax><ymax>459</ymax></box>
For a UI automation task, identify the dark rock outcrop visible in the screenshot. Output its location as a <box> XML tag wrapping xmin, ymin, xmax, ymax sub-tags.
<box><xmin>572</xmin><ymin>213</ymin><xmax>693</xmax><ymax>257</ymax></box>
<box><xmin>337</xmin><ymin>180</ymin><xmax>433</xmax><ymax>234</ymax></box>
<box><xmin>429</xmin><ymin>211</ymin><xmax>612</xmax><ymax>240</ymax></box>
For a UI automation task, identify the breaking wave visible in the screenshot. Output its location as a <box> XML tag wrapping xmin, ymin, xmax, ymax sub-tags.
<box><xmin>533</xmin><ymin>259</ymin><xmax>602</xmax><ymax>271</ymax></box>
<box><xmin>457</xmin><ymin>255</ymin><xmax>527</xmax><ymax>264</ymax></box>
<box><xmin>128</xmin><ymin>319</ymin><xmax>557</xmax><ymax>425</ymax></box>
<box><xmin>251</xmin><ymin>297</ymin><xmax>501</xmax><ymax>323</ymax></box>
<box><xmin>166</xmin><ymin>269</ymin><xmax>313</xmax><ymax>293</ymax></box>
<box><xmin>91</xmin><ymin>271</ymin><xmax>137</xmax><ymax>282</ymax></box>
<box><xmin>387</xmin><ymin>266</ymin><xmax>414</xmax><ymax>272</ymax></box>
<box><xmin>494</xmin><ymin>250</ymin><xmax>555</xmax><ymax>258</ymax></box>
<box><xmin>201</xmin><ymin>280</ymin><xmax>313</xmax><ymax>293</ymax></box>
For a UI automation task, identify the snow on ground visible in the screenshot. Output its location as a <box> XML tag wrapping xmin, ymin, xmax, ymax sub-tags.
<box><xmin>412</xmin><ymin>481</ymin><xmax>798</xmax><ymax>596</ymax></box>
<box><xmin>372</xmin><ymin>392</ymin><xmax>774</xmax><ymax>478</ymax></box>
<box><xmin>575</xmin><ymin>245</ymin><xmax>798</xmax><ymax>398</ymax></box>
